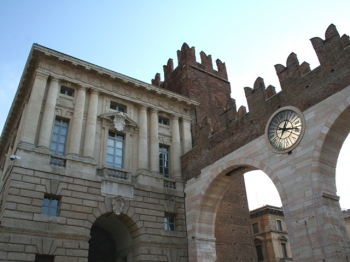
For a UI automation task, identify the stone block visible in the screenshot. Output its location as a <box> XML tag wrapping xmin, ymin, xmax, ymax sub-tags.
<box><xmin>60</xmin><ymin>210</ymin><xmax>88</xmax><ymax>220</ymax></box>
<box><xmin>20</xmin><ymin>189</ymin><xmax>43</xmax><ymax>199</ymax></box>
<box><xmin>71</xmin><ymin>204</ymin><xmax>92</xmax><ymax>214</ymax></box>
<box><xmin>66</xmin><ymin>249</ymin><xmax>88</xmax><ymax>257</ymax></box>
<box><xmin>24</xmin><ymin>245</ymin><xmax>38</xmax><ymax>253</ymax></box>
<box><xmin>55</xmin><ymin>256</ymin><xmax>78</xmax><ymax>262</ymax></box>
<box><xmin>6</xmin><ymin>252</ymin><xmax>35</xmax><ymax>261</ymax></box>
<box><xmin>3</xmin><ymin>210</ymin><xmax>33</xmax><ymax>220</ymax></box>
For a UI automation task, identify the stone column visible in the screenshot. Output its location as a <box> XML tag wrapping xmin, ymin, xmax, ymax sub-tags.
<box><xmin>181</xmin><ymin>117</ymin><xmax>192</xmax><ymax>154</ymax></box>
<box><xmin>67</xmin><ymin>86</ymin><xmax>86</xmax><ymax>155</ymax></box>
<box><xmin>137</xmin><ymin>105</ymin><xmax>148</xmax><ymax>170</ymax></box>
<box><xmin>149</xmin><ymin>108</ymin><xmax>159</xmax><ymax>172</ymax></box>
<box><xmin>83</xmin><ymin>89</ymin><xmax>99</xmax><ymax>158</ymax></box>
<box><xmin>37</xmin><ymin>77</ymin><xmax>60</xmax><ymax>149</ymax></box>
<box><xmin>20</xmin><ymin>70</ymin><xmax>49</xmax><ymax>145</ymax></box>
<box><xmin>170</xmin><ymin>116</ymin><xmax>181</xmax><ymax>179</ymax></box>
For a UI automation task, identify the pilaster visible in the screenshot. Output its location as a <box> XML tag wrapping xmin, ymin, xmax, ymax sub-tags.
<box><xmin>170</xmin><ymin>115</ymin><xmax>181</xmax><ymax>179</ymax></box>
<box><xmin>67</xmin><ymin>86</ymin><xmax>87</xmax><ymax>156</ymax></box>
<box><xmin>83</xmin><ymin>89</ymin><xmax>99</xmax><ymax>158</ymax></box>
<box><xmin>149</xmin><ymin>108</ymin><xmax>159</xmax><ymax>173</ymax></box>
<box><xmin>20</xmin><ymin>70</ymin><xmax>49</xmax><ymax>145</ymax></box>
<box><xmin>137</xmin><ymin>105</ymin><xmax>148</xmax><ymax>170</ymax></box>
<box><xmin>181</xmin><ymin>117</ymin><xmax>192</xmax><ymax>154</ymax></box>
<box><xmin>37</xmin><ymin>76</ymin><xmax>60</xmax><ymax>150</ymax></box>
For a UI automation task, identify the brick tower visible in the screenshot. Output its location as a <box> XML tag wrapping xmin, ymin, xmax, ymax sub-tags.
<box><xmin>152</xmin><ymin>43</ymin><xmax>257</xmax><ymax>261</ymax></box>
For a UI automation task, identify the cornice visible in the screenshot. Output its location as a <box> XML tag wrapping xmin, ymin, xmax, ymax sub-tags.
<box><xmin>33</xmin><ymin>44</ymin><xmax>199</xmax><ymax>107</ymax></box>
<box><xmin>0</xmin><ymin>44</ymin><xmax>199</xmax><ymax>160</ymax></box>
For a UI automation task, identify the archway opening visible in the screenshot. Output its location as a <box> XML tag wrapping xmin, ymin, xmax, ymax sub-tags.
<box><xmin>244</xmin><ymin>170</ymin><xmax>282</xmax><ymax>210</ymax></box>
<box><xmin>89</xmin><ymin>225</ymin><xmax>116</xmax><ymax>262</ymax></box>
<box><xmin>213</xmin><ymin>166</ymin><xmax>292</xmax><ymax>262</ymax></box>
<box><xmin>243</xmin><ymin>170</ymin><xmax>292</xmax><ymax>261</ymax></box>
<box><xmin>214</xmin><ymin>170</ymin><xmax>257</xmax><ymax>262</ymax></box>
<box><xmin>336</xmin><ymin>134</ymin><xmax>350</xmax><ymax>237</ymax></box>
<box><xmin>88</xmin><ymin>213</ymin><xmax>133</xmax><ymax>262</ymax></box>
<box><xmin>336</xmin><ymin>135</ymin><xmax>350</xmax><ymax>210</ymax></box>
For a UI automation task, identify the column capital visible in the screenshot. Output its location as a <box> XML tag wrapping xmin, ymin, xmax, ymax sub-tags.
<box><xmin>170</xmin><ymin>115</ymin><xmax>179</xmax><ymax>120</ymax></box>
<box><xmin>182</xmin><ymin>116</ymin><xmax>192</xmax><ymax>123</ymax></box>
<box><xmin>150</xmin><ymin>107</ymin><xmax>159</xmax><ymax>114</ymax></box>
<box><xmin>34</xmin><ymin>69</ymin><xmax>50</xmax><ymax>79</ymax></box>
<box><xmin>77</xmin><ymin>85</ymin><xmax>87</xmax><ymax>92</ymax></box>
<box><xmin>139</xmin><ymin>104</ymin><xmax>148</xmax><ymax>111</ymax></box>
<box><xmin>89</xmin><ymin>88</ymin><xmax>100</xmax><ymax>95</ymax></box>
<box><xmin>49</xmin><ymin>76</ymin><xmax>60</xmax><ymax>84</ymax></box>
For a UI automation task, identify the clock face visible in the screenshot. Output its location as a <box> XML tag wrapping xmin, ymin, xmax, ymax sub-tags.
<box><xmin>267</xmin><ymin>108</ymin><xmax>303</xmax><ymax>152</ymax></box>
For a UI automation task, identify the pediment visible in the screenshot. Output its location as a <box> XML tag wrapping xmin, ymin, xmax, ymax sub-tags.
<box><xmin>99</xmin><ymin>112</ymin><xmax>138</xmax><ymax>128</ymax></box>
<box><xmin>278</xmin><ymin>235</ymin><xmax>288</xmax><ymax>242</ymax></box>
<box><xmin>254</xmin><ymin>237</ymin><xmax>264</xmax><ymax>244</ymax></box>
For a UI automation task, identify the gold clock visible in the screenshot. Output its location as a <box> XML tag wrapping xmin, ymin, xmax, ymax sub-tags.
<box><xmin>265</xmin><ymin>106</ymin><xmax>305</xmax><ymax>153</ymax></box>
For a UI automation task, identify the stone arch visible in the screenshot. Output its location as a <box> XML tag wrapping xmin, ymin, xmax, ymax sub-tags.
<box><xmin>90</xmin><ymin>197</ymin><xmax>142</xmax><ymax>231</ymax></box>
<box><xmin>293</xmin><ymin>93</ymin><xmax>350</xmax><ymax>261</ymax></box>
<box><xmin>88</xmin><ymin>212</ymin><xmax>140</xmax><ymax>262</ymax></box>
<box><xmin>311</xmin><ymin>95</ymin><xmax>350</xmax><ymax>195</ymax></box>
<box><xmin>186</xmin><ymin>157</ymin><xmax>284</xmax><ymax>261</ymax></box>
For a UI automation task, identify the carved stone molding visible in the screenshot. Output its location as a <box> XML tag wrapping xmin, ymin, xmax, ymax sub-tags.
<box><xmin>99</xmin><ymin>112</ymin><xmax>137</xmax><ymax>131</ymax></box>
<box><xmin>112</xmin><ymin>195</ymin><xmax>125</xmax><ymax>215</ymax></box>
<box><xmin>38</xmin><ymin>59</ymin><xmax>198</xmax><ymax>115</ymax></box>
<box><xmin>113</xmin><ymin>112</ymin><xmax>126</xmax><ymax>131</ymax></box>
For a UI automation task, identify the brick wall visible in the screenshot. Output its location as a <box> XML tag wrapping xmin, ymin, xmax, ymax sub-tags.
<box><xmin>215</xmin><ymin>174</ymin><xmax>257</xmax><ymax>261</ymax></box>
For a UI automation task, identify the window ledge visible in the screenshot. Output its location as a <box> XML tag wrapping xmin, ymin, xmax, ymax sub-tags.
<box><xmin>160</xmin><ymin>230</ymin><xmax>186</xmax><ymax>238</ymax></box>
<box><xmin>59</xmin><ymin>94</ymin><xmax>74</xmax><ymax>100</ymax></box>
<box><xmin>97</xmin><ymin>166</ymin><xmax>132</xmax><ymax>182</ymax></box>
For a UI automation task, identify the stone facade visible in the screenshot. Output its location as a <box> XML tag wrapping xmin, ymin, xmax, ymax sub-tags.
<box><xmin>0</xmin><ymin>44</ymin><xmax>199</xmax><ymax>262</ymax></box>
<box><xmin>250</xmin><ymin>205</ymin><xmax>293</xmax><ymax>262</ymax></box>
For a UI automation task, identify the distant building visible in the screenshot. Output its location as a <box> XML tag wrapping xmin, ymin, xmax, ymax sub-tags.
<box><xmin>343</xmin><ymin>209</ymin><xmax>350</xmax><ymax>237</ymax></box>
<box><xmin>250</xmin><ymin>205</ymin><xmax>293</xmax><ymax>262</ymax></box>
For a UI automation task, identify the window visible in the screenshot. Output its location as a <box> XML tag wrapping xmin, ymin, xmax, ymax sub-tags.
<box><xmin>41</xmin><ymin>195</ymin><xmax>59</xmax><ymax>216</ymax></box>
<box><xmin>281</xmin><ymin>243</ymin><xmax>288</xmax><ymax>257</ymax></box>
<box><xmin>110</xmin><ymin>101</ymin><xmax>126</xmax><ymax>113</ymax></box>
<box><xmin>255</xmin><ymin>245</ymin><xmax>264</xmax><ymax>261</ymax></box>
<box><xmin>159</xmin><ymin>116</ymin><xmax>169</xmax><ymax>125</ymax></box>
<box><xmin>164</xmin><ymin>213</ymin><xmax>176</xmax><ymax>231</ymax></box>
<box><xmin>50</xmin><ymin>119</ymin><xmax>69</xmax><ymax>155</ymax></box>
<box><xmin>159</xmin><ymin>145</ymin><xmax>169</xmax><ymax>177</ymax></box>
<box><xmin>35</xmin><ymin>255</ymin><xmax>54</xmax><ymax>262</ymax></box>
<box><xmin>106</xmin><ymin>132</ymin><xmax>124</xmax><ymax>168</ymax></box>
<box><xmin>60</xmin><ymin>86</ymin><xmax>74</xmax><ymax>97</ymax></box>
<box><xmin>277</xmin><ymin>220</ymin><xmax>283</xmax><ymax>230</ymax></box>
<box><xmin>253</xmin><ymin>223</ymin><xmax>259</xmax><ymax>234</ymax></box>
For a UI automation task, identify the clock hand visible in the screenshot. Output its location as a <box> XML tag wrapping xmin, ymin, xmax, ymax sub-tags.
<box><xmin>281</xmin><ymin>121</ymin><xmax>287</xmax><ymax>135</ymax></box>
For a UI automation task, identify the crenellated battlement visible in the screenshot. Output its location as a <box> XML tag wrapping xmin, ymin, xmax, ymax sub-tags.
<box><xmin>181</xmin><ymin>24</ymin><xmax>350</xmax><ymax>180</ymax></box>
<box><xmin>152</xmin><ymin>43</ymin><xmax>231</xmax><ymax>132</ymax></box>
<box><xmin>151</xmin><ymin>43</ymin><xmax>228</xmax><ymax>86</ymax></box>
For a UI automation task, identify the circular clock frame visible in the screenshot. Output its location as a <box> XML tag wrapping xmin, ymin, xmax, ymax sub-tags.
<box><xmin>265</xmin><ymin>106</ymin><xmax>305</xmax><ymax>154</ymax></box>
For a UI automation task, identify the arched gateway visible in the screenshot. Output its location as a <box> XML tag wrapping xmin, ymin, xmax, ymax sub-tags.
<box><xmin>0</xmin><ymin>22</ymin><xmax>350</xmax><ymax>262</ymax></box>
<box><xmin>181</xmin><ymin>24</ymin><xmax>350</xmax><ymax>261</ymax></box>
<box><xmin>89</xmin><ymin>213</ymin><xmax>134</xmax><ymax>262</ymax></box>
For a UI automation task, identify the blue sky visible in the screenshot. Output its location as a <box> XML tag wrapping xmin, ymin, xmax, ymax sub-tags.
<box><xmin>1</xmin><ymin>1</ymin><xmax>350</xmax><ymax>210</ymax></box>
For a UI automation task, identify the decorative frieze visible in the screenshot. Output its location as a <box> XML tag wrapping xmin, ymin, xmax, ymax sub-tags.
<box><xmin>38</xmin><ymin>60</ymin><xmax>196</xmax><ymax>116</ymax></box>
